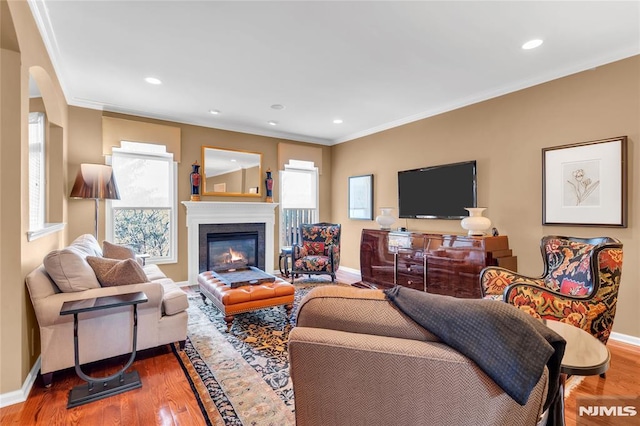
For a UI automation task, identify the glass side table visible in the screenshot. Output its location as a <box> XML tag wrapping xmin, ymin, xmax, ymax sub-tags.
<box><xmin>59</xmin><ymin>291</ymin><xmax>148</xmax><ymax>408</ymax></box>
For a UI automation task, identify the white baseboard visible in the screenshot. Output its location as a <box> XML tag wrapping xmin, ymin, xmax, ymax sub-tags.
<box><xmin>610</xmin><ymin>332</ymin><xmax>640</xmax><ymax>347</ymax></box>
<box><xmin>0</xmin><ymin>356</ymin><xmax>40</xmax><ymax>408</ymax></box>
<box><xmin>339</xmin><ymin>266</ymin><xmax>360</xmax><ymax>276</ymax></box>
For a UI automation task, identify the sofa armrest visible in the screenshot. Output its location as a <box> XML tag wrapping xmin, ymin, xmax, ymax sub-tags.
<box><xmin>31</xmin><ymin>281</ymin><xmax>165</xmax><ymax>328</ymax></box>
<box><xmin>289</xmin><ymin>327</ymin><xmax>548</xmax><ymax>426</ymax></box>
<box><xmin>296</xmin><ymin>285</ymin><xmax>438</xmax><ymax>342</ymax></box>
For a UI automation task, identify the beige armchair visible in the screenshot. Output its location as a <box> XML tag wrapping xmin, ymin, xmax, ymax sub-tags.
<box><xmin>289</xmin><ymin>286</ymin><xmax>549</xmax><ymax>426</ymax></box>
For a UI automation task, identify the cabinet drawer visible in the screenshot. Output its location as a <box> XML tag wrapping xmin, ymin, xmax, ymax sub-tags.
<box><xmin>396</xmin><ymin>273</ymin><xmax>424</xmax><ymax>291</ymax></box>
<box><xmin>397</xmin><ymin>262</ymin><xmax>423</xmax><ymax>275</ymax></box>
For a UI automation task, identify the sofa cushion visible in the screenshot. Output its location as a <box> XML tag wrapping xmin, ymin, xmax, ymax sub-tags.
<box><xmin>143</xmin><ymin>264</ymin><xmax>168</xmax><ymax>282</ymax></box>
<box><xmin>71</xmin><ymin>234</ymin><xmax>103</xmax><ymax>257</ymax></box>
<box><xmin>155</xmin><ymin>278</ymin><xmax>189</xmax><ymax>315</ymax></box>
<box><xmin>43</xmin><ymin>246</ymin><xmax>101</xmax><ymax>292</ymax></box>
<box><xmin>103</xmin><ymin>240</ymin><xmax>136</xmax><ymax>259</ymax></box>
<box><xmin>86</xmin><ymin>256</ymin><xmax>148</xmax><ymax>287</ymax></box>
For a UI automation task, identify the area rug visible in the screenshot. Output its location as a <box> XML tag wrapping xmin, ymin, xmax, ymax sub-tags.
<box><xmin>174</xmin><ymin>281</ymin><xmax>577</xmax><ymax>425</ymax></box>
<box><xmin>173</xmin><ymin>281</ymin><xmax>338</xmax><ymax>426</ymax></box>
<box><xmin>564</xmin><ymin>375</ymin><xmax>586</xmax><ymax>398</ymax></box>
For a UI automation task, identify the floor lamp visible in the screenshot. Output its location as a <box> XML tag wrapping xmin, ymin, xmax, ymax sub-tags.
<box><xmin>70</xmin><ymin>164</ymin><xmax>120</xmax><ymax>240</ymax></box>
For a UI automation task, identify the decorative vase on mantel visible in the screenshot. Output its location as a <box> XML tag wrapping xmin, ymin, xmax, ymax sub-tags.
<box><xmin>190</xmin><ymin>161</ymin><xmax>201</xmax><ymax>201</ymax></box>
<box><xmin>460</xmin><ymin>207</ymin><xmax>491</xmax><ymax>236</ymax></box>
<box><xmin>375</xmin><ymin>207</ymin><xmax>396</xmax><ymax>230</ymax></box>
<box><xmin>265</xmin><ymin>168</ymin><xmax>274</xmax><ymax>203</ymax></box>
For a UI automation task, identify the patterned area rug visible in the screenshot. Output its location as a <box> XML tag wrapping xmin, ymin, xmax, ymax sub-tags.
<box><xmin>172</xmin><ymin>280</ymin><xmax>340</xmax><ymax>425</ymax></box>
<box><xmin>174</xmin><ymin>277</ymin><xmax>577</xmax><ymax>425</ymax></box>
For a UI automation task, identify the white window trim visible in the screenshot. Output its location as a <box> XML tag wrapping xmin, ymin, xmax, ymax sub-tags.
<box><xmin>281</xmin><ymin>163</ymin><xmax>319</xmax><ymax>211</ymax></box>
<box><xmin>106</xmin><ymin>148</ymin><xmax>178</xmax><ymax>264</ymax></box>
<box><xmin>279</xmin><ymin>162</ymin><xmax>319</xmax><ymax>248</ymax></box>
<box><xmin>27</xmin><ymin>223</ymin><xmax>66</xmax><ymax>242</ymax></box>
<box><xmin>28</xmin><ymin>112</ymin><xmax>46</xmax><ymax>231</ymax></box>
<box><xmin>26</xmin><ymin>112</ymin><xmax>65</xmax><ymax>241</ymax></box>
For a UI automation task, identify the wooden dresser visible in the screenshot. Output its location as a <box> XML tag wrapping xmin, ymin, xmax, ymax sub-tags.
<box><xmin>358</xmin><ymin>229</ymin><xmax>517</xmax><ymax>298</ymax></box>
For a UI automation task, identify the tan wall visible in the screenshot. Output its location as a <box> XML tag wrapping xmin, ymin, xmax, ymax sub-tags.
<box><xmin>206</xmin><ymin>169</ymin><xmax>243</xmax><ymax>193</ymax></box>
<box><xmin>68</xmin><ymin>110</ymin><xmax>332</xmax><ymax>282</ymax></box>
<box><xmin>331</xmin><ymin>56</ymin><xmax>640</xmax><ymax>338</ymax></box>
<box><xmin>206</xmin><ymin>166</ymin><xmax>260</xmax><ymax>194</ymax></box>
<box><xmin>1</xmin><ymin>1</ymin><xmax>69</xmax><ymax>394</ymax></box>
<box><xmin>244</xmin><ymin>166</ymin><xmax>259</xmax><ymax>193</ymax></box>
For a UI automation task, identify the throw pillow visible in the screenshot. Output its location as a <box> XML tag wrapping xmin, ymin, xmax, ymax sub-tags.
<box><xmin>86</xmin><ymin>256</ymin><xmax>148</xmax><ymax>287</ymax></box>
<box><xmin>303</xmin><ymin>241</ymin><xmax>325</xmax><ymax>256</ymax></box>
<box><xmin>103</xmin><ymin>240</ymin><xmax>136</xmax><ymax>260</ymax></box>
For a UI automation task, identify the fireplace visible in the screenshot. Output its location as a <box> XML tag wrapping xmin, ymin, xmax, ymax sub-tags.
<box><xmin>183</xmin><ymin>201</ymin><xmax>278</xmax><ymax>285</ymax></box>
<box><xmin>207</xmin><ymin>231</ymin><xmax>258</xmax><ymax>270</ymax></box>
<box><xmin>199</xmin><ymin>222</ymin><xmax>266</xmax><ymax>272</ymax></box>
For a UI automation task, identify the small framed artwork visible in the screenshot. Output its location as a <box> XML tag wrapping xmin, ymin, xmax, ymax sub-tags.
<box><xmin>542</xmin><ymin>136</ymin><xmax>627</xmax><ymax>227</ymax></box>
<box><xmin>348</xmin><ymin>174</ymin><xmax>374</xmax><ymax>220</ymax></box>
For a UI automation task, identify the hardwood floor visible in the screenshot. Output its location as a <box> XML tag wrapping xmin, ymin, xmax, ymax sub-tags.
<box><xmin>564</xmin><ymin>339</ymin><xmax>640</xmax><ymax>426</ymax></box>
<box><xmin>0</xmin><ymin>345</ymin><xmax>207</xmax><ymax>425</ymax></box>
<box><xmin>2</xmin><ymin>269</ymin><xmax>638</xmax><ymax>425</ymax></box>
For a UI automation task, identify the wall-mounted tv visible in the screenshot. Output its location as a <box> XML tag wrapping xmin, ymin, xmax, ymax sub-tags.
<box><xmin>398</xmin><ymin>160</ymin><xmax>477</xmax><ymax>219</ymax></box>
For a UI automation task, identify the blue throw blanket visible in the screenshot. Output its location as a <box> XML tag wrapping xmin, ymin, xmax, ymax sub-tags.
<box><xmin>384</xmin><ymin>286</ymin><xmax>565</xmax><ymax>412</ymax></box>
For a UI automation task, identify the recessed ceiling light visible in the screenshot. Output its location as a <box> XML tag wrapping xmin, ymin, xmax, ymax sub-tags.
<box><xmin>144</xmin><ymin>77</ymin><xmax>162</xmax><ymax>85</ymax></box>
<box><xmin>271</xmin><ymin>104</ymin><xmax>285</xmax><ymax>110</ymax></box>
<box><xmin>209</xmin><ymin>109</ymin><xmax>220</xmax><ymax>115</ymax></box>
<box><xmin>230</xmin><ymin>159</ymin><xmax>237</xmax><ymax>162</ymax></box>
<box><xmin>333</xmin><ymin>119</ymin><xmax>343</xmax><ymax>124</ymax></box>
<box><xmin>268</xmin><ymin>120</ymin><xmax>278</xmax><ymax>126</ymax></box>
<box><xmin>522</xmin><ymin>39</ymin><xmax>543</xmax><ymax>50</ymax></box>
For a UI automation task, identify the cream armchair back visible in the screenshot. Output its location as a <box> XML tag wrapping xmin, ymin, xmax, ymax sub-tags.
<box><xmin>289</xmin><ymin>286</ymin><xmax>549</xmax><ymax>426</ymax></box>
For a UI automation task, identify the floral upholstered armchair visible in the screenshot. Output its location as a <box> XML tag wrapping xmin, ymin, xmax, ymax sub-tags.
<box><xmin>291</xmin><ymin>223</ymin><xmax>341</xmax><ymax>283</ymax></box>
<box><xmin>480</xmin><ymin>236</ymin><xmax>623</xmax><ymax>344</ymax></box>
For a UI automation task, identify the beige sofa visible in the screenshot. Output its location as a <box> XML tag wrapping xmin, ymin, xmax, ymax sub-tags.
<box><xmin>26</xmin><ymin>234</ymin><xmax>188</xmax><ymax>386</ymax></box>
<box><xmin>289</xmin><ymin>286</ymin><xmax>549</xmax><ymax>426</ymax></box>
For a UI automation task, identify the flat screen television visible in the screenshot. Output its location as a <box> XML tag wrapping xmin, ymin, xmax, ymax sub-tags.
<box><xmin>398</xmin><ymin>160</ymin><xmax>477</xmax><ymax>219</ymax></box>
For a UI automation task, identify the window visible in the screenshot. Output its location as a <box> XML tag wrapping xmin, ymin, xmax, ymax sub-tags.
<box><xmin>279</xmin><ymin>160</ymin><xmax>318</xmax><ymax>247</ymax></box>
<box><xmin>107</xmin><ymin>142</ymin><xmax>177</xmax><ymax>264</ymax></box>
<box><xmin>26</xmin><ymin>107</ymin><xmax>65</xmax><ymax>241</ymax></box>
<box><xmin>28</xmin><ymin>112</ymin><xmax>46</xmax><ymax>231</ymax></box>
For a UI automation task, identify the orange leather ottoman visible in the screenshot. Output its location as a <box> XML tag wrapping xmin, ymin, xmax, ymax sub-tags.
<box><xmin>198</xmin><ymin>271</ymin><xmax>295</xmax><ymax>332</ymax></box>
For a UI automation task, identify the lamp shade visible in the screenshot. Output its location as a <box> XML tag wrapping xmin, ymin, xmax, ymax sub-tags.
<box><xmin>70</xmin><ymin>164</ymin><xmax>120</xmax><ymax>200</ymax></box>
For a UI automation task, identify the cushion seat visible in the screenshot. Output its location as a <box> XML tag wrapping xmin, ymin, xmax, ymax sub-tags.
<box><xmin>198</xmin><ymin>271</ymin><xmax>295</xmax><ymax>332</ymax></box>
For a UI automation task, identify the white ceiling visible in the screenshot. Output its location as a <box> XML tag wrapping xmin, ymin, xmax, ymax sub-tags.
<box><xmin>28</xmin><ymin>1</ymin><xmax>640</xmax><ymax>146</ymax></box>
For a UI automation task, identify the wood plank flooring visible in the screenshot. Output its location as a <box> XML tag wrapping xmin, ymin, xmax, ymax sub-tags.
<box><xmin>2</xmin><ymin>269</ymin><xmax>638</xmax><ymax>425</ymax></box>
<box><xmin>564</xmin><ymin>339</ymin><xmax>640</xmax><ymax>426</ymax></box>
<box><xmin>0</xmin><ymin>345</ymin><xmax>207</xmax><ymax>425</ymax></box>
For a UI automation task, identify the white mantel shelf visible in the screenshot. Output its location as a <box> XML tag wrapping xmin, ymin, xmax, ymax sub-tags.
<box><xmin>182</xmin><ymin>201</ymin><xmax>279</xmax><ymax>284</ymax></box>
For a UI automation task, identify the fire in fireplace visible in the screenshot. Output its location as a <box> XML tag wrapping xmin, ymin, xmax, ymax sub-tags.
<box><xmin>207</xmin><ymin>231</ymin><xmax>258</xmax><ymax>271</ymax></box>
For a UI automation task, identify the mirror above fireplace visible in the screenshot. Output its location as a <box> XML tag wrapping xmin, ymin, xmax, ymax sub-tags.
<box><xmin>201</xmin><ymin>146</ymin><xmax>262</xmax><ymax>197</ymax></box>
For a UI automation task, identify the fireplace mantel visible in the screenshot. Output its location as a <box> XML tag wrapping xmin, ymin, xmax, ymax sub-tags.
<box><xmin>182</xmin><ymin>201</ymin><xmax>278</xmax><ymax>284</ymax></box>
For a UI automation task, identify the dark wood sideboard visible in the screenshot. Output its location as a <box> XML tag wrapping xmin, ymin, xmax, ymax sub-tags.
<box><xmin>358</xmin><ymin>229</ymin><xmax>517</xmax><ymax>298</ymax></box>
